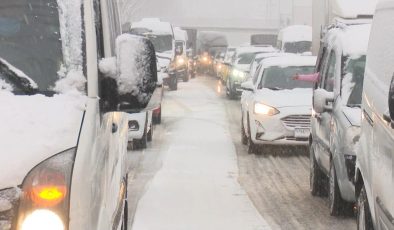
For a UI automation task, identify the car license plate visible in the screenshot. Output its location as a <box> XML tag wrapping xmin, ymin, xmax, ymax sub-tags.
<box><xmin>294</xmin><ymin>128</ymin><xmax>310</xmax><ymax>138</ymax></box>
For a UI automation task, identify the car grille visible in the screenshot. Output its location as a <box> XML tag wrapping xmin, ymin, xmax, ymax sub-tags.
<box><xmin>0</xmin><ymin>188</ymin><xmax>20</xmax><ymax>230</ymax></box>
<box><xmin>281</xmin><ymin>115</ymin><xmax>311</xmax><ymax>129</ymax></box>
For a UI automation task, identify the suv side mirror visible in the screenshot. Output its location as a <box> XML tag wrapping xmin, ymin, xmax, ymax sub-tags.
<box><xmin>313</xmin><ymin>89</ymin><xmax>334</xmax><ymax>113</ymax></box>
<box><xmin>100</xmin><ymin>34</ymin><xmax>158</xmax><ymax>113</ymax></box>
<box><xmin>389</xmin><ymin>75</ymin><xmax>394</xmax><ymax>120</ymax></box>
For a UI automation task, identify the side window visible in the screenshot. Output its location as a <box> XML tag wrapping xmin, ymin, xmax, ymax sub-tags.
<box><xmin>94</xmin><ymin>0</ymin><xmax>104</xmax><ymax>59</ymax></box>
<box><xmin>323</xmin><ymin>51</ymin><xmax>336</xmax><ymax>92</ymax></box>
<box><xmin>253</xmin><ymin>65</ymin><xmax>262</xmax><ymax>85</ymax></box>
<box><xmin>257</xmin><ymin>69</ymin><xmax>265</xmax><ymax>89</ymax></box>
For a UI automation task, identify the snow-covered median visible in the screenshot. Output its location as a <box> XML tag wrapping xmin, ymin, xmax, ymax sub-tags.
<box><xmin>131</xmin><ymin>80</ymin><xmax>270</xmax><ymax>230</ymax></box>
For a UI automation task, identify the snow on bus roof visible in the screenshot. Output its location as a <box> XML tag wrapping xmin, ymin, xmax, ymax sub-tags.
<box><xmin>261</xmin><ymin>56</ymin><xmax>317</xmax><ymax>68</ymax></box>
<box><xmin>332</xmin><ymin>0</ymin><xmax>377</xmax><ymax>19</ymax></box>
<box><xmin>131</xmin><ymin>18</ymin><xmax>173</xmax><ymax>35</ymax></box>
<box><xmin>327</xmin><ymin>23</ymin><xmax>371</xmax><ymax>57</ymax></box>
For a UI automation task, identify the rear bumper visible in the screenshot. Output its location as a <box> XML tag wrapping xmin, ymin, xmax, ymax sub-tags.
<box><xmin>127</xmin><ymin>112</ymin><xmax>146</xmax><ymax>141</ymax></box>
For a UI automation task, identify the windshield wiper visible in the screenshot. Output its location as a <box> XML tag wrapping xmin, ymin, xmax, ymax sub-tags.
<box><xmin>347</xmin><ymin>104</ymin><xmax>361</xmax><ymax>108</ymax></box>
<box><xmin>267</xmin><ymin>87</ymin><xmax>283</xmax><ymax>91</ymax></box>
<box><xmin>0</xmin><ymin>58</ymin><xmax>38</xmax><ymax>95</ymax></box>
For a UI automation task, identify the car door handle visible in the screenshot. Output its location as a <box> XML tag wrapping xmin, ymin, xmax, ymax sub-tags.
<box><xmin>112</xmin><ymin>123</ymin><xmax>118</xmax><ymax>133</ymax></box>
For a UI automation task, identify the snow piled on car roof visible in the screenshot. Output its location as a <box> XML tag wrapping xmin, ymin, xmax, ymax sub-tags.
<box><xmin>328</xmin><ymin>23</ymin><xmax>371</xmax><ymax>57</ymax></box>
<box><xmin>236</xmin><ymin>46</ymin><xmax>277</xmax><ymax>55</ymax></box>
<box><xmin>261</xmin><ymin>56</ymin><xmax>317</xmax><ymax>68</ymax></box>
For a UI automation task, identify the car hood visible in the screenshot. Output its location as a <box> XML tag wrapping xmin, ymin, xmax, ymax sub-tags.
<box><xmin>254</xmin><ymin>88</ymin><xmax>313</xmax><ymax>108</ymax></box>
<box><xmin>234</xmin><ymin>64</ymin><xmax>250</xmax><ymax>72</ymax></box>
<box><xmin>0</xmin><ymin>92</ymin><xmax>86</xmax><ymax>189</ymax></box>
<box><xmin>342</xmin><ymin>106</ymin><xmax>361</xmax><ymax>126</ymax></box>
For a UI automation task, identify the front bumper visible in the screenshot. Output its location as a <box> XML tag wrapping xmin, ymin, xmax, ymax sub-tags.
<box><xmin>250</xmin><ymin>106</ymin><xmax>312</xmax><ymax>146</ymax></box>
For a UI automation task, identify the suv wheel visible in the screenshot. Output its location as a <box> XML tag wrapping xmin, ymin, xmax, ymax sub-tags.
<box><xmin>183</xmin><ymin>73</ymin><xmax>189</xmax><ymax>82</ymax></box>
<box><xmin>147</xmin><ymin>123</ymin><xmax>153</xmax><ymax>142</ymax></box>
<box><xmin>169</xmin><ymin>76</ymin><xmax>178</xmax><ymax>91</ymax></box>
<box><xmin>329</xmin><ymin>163</ymin><xmax>350</xmax><ymax>216</ymax></box>
<box><xmin>241</xmin><ymin>115</ymin><xmax>248</xmax><ymax>145</ymax></box>
<box><xmin>357</xmin><ymin>186</ymin><xmax>374</xmax><ymax>230</ymax></box>
<box><xmin>247</xmin><ymin>114</ymin><xmax>258</xmax><ymax>154</ymax></box>
<box><xmin>226</xmin><ymin>78</ymin><xmax>235</xmax><ymax>99</ymax></box>
<box><xmin>310</xmin><ymin>145</ymin><xmax>327</xmax><ymax>196</ymax></box>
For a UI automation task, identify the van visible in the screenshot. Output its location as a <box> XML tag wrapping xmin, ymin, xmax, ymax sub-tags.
<box><xmin>0</xmin><ymin>0</ymin><xmax>157</xmax><ymax>229</ymax></box>
<box><xmin>310</xmin><ymin>22</ymin><xmax>370</xmax><ymax>216</ymax></box>
<box><xmin>130</xmin><ymin>18</ymin><xmax>179</xmax><ymax>90</ymax></box>
<box><xmin>355</xmin><ymin>1</ymin><xmax>394</xmax><ymax>229</ymax></box>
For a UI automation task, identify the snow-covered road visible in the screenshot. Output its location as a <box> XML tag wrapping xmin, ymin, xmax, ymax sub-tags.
<box><xmin>127</xmin><ymin>76</ymin><xmax>356</xmax><ymax>230</ymax></box>
<box><xmin>129</xmin><ymin>77</ymin><xmax>270</xmax><ymax>230</ymax></box>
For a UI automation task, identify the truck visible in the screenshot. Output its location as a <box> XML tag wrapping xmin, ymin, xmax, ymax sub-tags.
<box><xmin>312</xmin><ymin>0</ymin><xmax>377</xmax><ymax>55</ymax></box>
<box><xmin>277</xmin><ymin>25</ymin><xmax>312</xmax><ymax>54</ymax></box>
<box><xmin>130</xmin><ymin>18</ymin><xmax>179</xmax><ymax>90</ymax></box>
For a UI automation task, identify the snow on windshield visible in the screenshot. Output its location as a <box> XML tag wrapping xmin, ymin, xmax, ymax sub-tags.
<box><xmin>55</xmin><ymin>0</ymin><xmax>85</xmax><ymax>94</ymax></box>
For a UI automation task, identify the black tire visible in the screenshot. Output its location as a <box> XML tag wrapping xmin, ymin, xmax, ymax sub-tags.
<box><xmin>247</xmin><ymin>114</ymin><xmax>258</xmax><ymax>154</ymax></box>
<box><xmin>121</xmin><ymin>199</ymin><xmax>128</xmax><ymax>230</ymax></box>
<box><xmin>169</xmin><ymin>76</ymin><xmax>178</xmax><ymax>91</ymax></box>
<box><xmin>226</xmin><ymin>78</ymin><xmax>236</xmax><ymax>99</ymax></box>
<box><xmin>147</xmin><ymin>123</ymin><xmax>153</xmax><ymax>142</ymax></box>
<box><xmin>357</xmin><ymin>186</ymin><xmax>374</xmax><ymax>230</ymax></box>
<box><xmin>310</xmin><ymin>145</ymin><xmax>327</xmax><ymax>196</ymax></box>
<box><xmin>329</xmin><ymin>163</ymin><xmax>351</xmax><ymax>216</ymax></box>
<box><xmin>183</xmin><ymin>73</ymin><xmax>189</xmax><ymax>82</ymax></box>
<box><xmin>153</xmin><ymin>112</ymin><xmax>161</xmax><ymax>125</ymax></box>
<box><xmin>133</xmin><ymin>127</ymin><xmax>147</xmax><ymax>150</ymax></box>
<box><xmin>241</xmin><ymin>115</ymin><xmax>248</xmax><ymax>145</ymax></box>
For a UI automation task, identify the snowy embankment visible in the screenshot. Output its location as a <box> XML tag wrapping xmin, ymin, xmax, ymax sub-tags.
<box><xmin>131</xmin><ymin>79</ymin><xmax>270</xmax><ymax>230</ymax></box>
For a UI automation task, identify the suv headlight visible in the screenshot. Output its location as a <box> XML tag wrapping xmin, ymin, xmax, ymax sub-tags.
<box><xmin>17</xmin><ymin>148</ymin><xmax>76</xmax><ymax>230</ymax></box>
<box><xmin>254</xmin><ymin>103</ymin><xmax>279</xmax><ymax>116</ymax></box>
<box><xmin>232</xmin><ymin>69</ymin><xmax>246</xmax><ymax>80</ymax></box>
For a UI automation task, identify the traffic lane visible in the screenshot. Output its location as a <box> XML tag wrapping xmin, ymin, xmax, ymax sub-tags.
<box><xmin>201</xmin><ymin>76</ymin><xmax>356</xmax><ymax>230</ymax></box>
<box><xmin>129</xmin><ymin>76</ymin><xmax>271</xmax><ymax>230</ymax></box>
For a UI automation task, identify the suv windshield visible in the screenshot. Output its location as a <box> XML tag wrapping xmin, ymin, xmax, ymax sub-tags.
<box><xmin>237</xmin><ymin>53</ymin><xmax>256</xmax><ymax>64</ymax></box>
<box><xmin>148</xmin><ymin>34</ymin><xmax>173</xmax><ymax>53</ymax></box>
<box><xmin>0</xmin><ymin>0</ymin><xmax>63</xmax><ymax>94</ymax></box>
<box><xmin>284</xmin><ymin>41</ymin><xmax>311</xmax><ymax>53</ymax></box>
<box><xmin>260</xmin><ymin>66</ymin><xmax>315</xmax><ymax>90</ymax></box>
<box><xmin>342</xmin><ymin>55</ymin><xmax>366</xmax><ymax>106</ymax></box>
